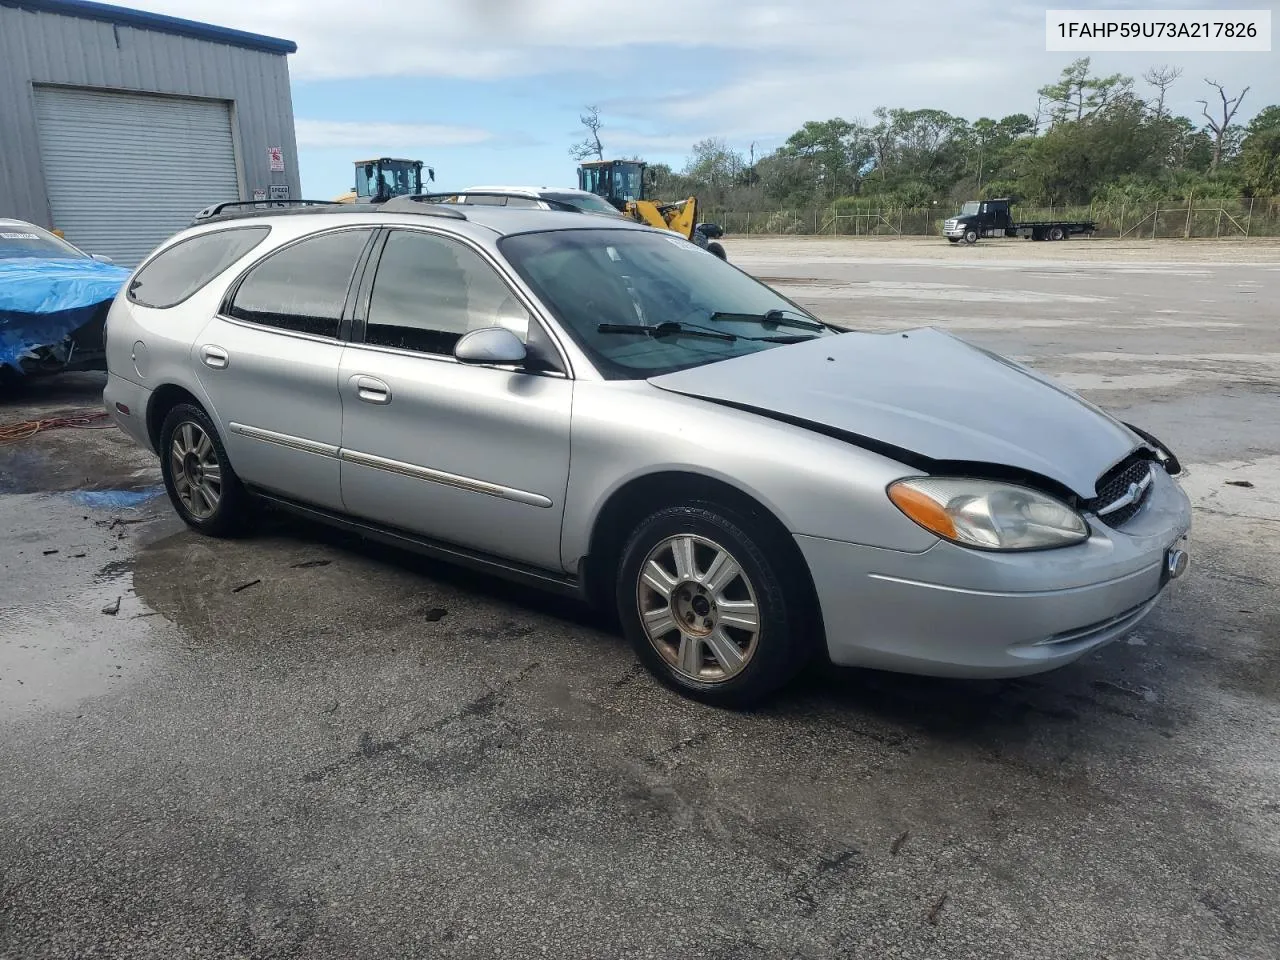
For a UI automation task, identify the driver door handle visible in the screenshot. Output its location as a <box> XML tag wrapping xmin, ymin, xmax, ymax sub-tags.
<box><xmin>353</xmin><ymin>375</ymin><xmax>391</xmax><ymax>405</ymax></box>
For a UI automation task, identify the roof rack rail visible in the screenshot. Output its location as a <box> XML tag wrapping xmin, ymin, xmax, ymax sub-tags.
<box><xmin>375</xmin><ymin>195</ymin><xmax>469</xmax><ymax>218</ymax></box>
<box><xmin>190</xmin><ymin>199</ymin><xmax>341</xmax><ymax>224</ymax></box>
<box><xmin>405</xmin><ymin>191</ymin><xmax>587</xmax><ymax>213</ymax></box>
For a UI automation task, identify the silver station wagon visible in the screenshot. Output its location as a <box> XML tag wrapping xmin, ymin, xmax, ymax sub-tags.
<box><xmin>103</xmin><ymin>197</ymin><xmax>1192</xmax><ymax>706</ymax></box>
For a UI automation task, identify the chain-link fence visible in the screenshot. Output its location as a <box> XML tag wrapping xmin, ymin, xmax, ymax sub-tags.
<box><xmin>705</xmin><ymin>198</ymin><xmax>1280</xmax><ymax>239</ymax></box>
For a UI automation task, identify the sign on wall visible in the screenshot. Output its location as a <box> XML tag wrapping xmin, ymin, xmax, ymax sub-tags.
<box><xmin>267</xmin><ymin>146</ymin><xmax>284</xmax><ymax>171</ymax></box>
<box><xmin>268</xmin><ymin>183</ymin><xmax>290</xmax><ymax>200</ymax></box>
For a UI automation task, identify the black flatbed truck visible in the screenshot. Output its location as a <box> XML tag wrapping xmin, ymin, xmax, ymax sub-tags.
<box><xmin>941</xmin><ymin>198</ymin><xmax>1095</xmax><ymax>244</ymax></box>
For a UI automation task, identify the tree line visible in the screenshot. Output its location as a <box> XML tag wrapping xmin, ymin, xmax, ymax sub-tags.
<box><xmin>571</xmin><ymin>59</ymin><xmax>1280</xmax><ymax>212</ymax></box>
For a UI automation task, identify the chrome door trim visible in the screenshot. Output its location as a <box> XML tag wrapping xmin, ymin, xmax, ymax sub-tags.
<box><xmin>339</xmin><ymin>447</ymin><xmax>553</xmax><ymax>508</ymax></box>
<box><xmin>339</xmin><ymin>338</ymin><xmax>569</xmax><ymax>379</ymax></box>
<box><xmin>217</xmin><ymin>314</ymin><xmax>344</xmax><ymax>347</ymax></box>
<box><xmin>229</xmin><ymin>422</ymin><xmax>340</xmax><ymax>458</ymax></box>
<box><xmin>248</xmin><ymin>488</ymin><xmax>584</xmax><ymax>597</ymax></box>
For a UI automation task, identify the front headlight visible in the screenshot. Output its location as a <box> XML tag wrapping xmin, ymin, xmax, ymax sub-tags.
<box><xmin>887</xmin><ymin>477</ymin><xmax>1090</xmax><ymax>551</ymax></box>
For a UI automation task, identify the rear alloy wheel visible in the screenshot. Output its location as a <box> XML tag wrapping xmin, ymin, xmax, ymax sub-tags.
<box><xmin>616</xmin><ymin>503</ymin><xmax>814</xmax><ymax>707</ymax></box>
<box><xmin>159</xmin><ymin>403</ymin><xmax>250</xmax><ymax>537</ymax></box>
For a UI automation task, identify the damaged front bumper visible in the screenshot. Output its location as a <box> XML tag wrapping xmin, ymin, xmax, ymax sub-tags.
<box><xmin>797</xmin><ymin>465</ymin><xmax>1193</xmax><ymax>678</ymax></box>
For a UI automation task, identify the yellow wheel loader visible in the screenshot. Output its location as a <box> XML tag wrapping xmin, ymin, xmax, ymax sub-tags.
<box><xmin>334</xmin><ymin>158</ymin><xmax>434</xmax><ymax>203</ymax></box>
<box><xmin>577</xmin><ymin>159</ymin><xmax>727</xmax><ymax>259</ymax></box>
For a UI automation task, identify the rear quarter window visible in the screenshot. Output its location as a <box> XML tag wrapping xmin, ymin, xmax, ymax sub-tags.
<box><xmin>127</xmin><ymin>226</ymin><xmax>271</xmax><ymax>308</ymax></box>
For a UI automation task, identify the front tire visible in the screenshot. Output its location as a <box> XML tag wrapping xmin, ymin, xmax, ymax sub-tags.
<box><xmin>159</xmin><ymin>402</ymin><xmax>251</xmax><ymax>537</ymax></box>
<box><xmin>615</xmin><ymin>502</ymin><xmax>815</xmax><ymax>708</ymax></box>
<box><xmin>707</xmin><ymin>241</ymin><xmax>727</xmax><ymax>260</ymax></box>
<box><xmin>963</xmin><ymin>229</ymin><xmax>978</xmax><ymax>244</ymax></box>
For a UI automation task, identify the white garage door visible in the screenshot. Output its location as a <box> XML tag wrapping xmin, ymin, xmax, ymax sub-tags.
<box><xmin>34</xmin><ymin>86</ymin><xmax>241</xmax><ymax>267</ymax></box>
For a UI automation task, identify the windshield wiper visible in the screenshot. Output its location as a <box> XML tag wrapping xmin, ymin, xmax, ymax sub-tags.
<box><xmin>707</xmin><ymin>308</ymin><xmax>826</xmax><ymax>332</ymax></box>
<box><xmin>597</xmin><ymin>321</ymin><xmax>737</xmax><ymax>342</ymax></box>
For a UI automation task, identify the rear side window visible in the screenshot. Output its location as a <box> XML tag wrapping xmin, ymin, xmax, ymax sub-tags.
<box><xmin>226</xmin><ymin>228</ymin><xmax>372</xmax><ymax>338</ymax></box>
<box><xmin>128</xmin><ymin>227</ymin><xmax>270</xmax><ymax>308</ymax></box>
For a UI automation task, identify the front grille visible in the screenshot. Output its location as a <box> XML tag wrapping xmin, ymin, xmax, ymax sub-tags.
<box><xmin>1089</xmin><ymin>458</ymin><xmax>1157</xmax><ymax>527</ymax></box>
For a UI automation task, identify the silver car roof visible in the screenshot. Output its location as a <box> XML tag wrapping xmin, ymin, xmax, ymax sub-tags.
<box><xmin>183</xmin><ymin>202</ymin><xmax>654</xmax><ymax>242</ymax></box>
<box><xmin>460</xmin><ymin>186</ymin><xmax>601</xmax><ymax>198</ymax></box>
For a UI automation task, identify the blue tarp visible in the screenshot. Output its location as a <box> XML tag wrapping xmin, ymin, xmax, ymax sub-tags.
<box><xmin>0</xmin><ymin>257</ymin><xmax>132</xmax><ymax>371</ymax></box>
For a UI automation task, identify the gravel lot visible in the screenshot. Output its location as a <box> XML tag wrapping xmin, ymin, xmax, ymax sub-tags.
<box><xmin>2</xmin><ymin>236</ymin><xmax>1278</xmax><ymax>960</ymax></box>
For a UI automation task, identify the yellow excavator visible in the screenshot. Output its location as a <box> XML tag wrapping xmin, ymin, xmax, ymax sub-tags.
<box><xmin>577</xmin><ymin>159</ymin><xmax>726</xmax><ymax>259</ymax></box>
<box><xmin>334</xmin><ymin>158</ymin><xmax>434</xmax><ymax>203</ymax></box>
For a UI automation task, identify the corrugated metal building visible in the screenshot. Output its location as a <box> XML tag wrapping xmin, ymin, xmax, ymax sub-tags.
<box><xmin>0</xmin><ymin>0</ymin><xmax>301</xmax><ymax>265</ymax></box>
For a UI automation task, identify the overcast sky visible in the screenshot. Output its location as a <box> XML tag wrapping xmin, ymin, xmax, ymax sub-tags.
<box><xmin>131</xmin><ymin>0</ymin><xmax>1278</xmax><ymax>198</ymax></box>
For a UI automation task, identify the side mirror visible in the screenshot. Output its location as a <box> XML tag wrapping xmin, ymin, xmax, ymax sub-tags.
<box><xmin>454</xmin><ymin>326</ymin><xmax>527</xmax><ymax>366</ymax></box>
<box><xmin>90</xmin><ymin>253</ymin><xmax>114</xmax><ymax>264</ymax></box>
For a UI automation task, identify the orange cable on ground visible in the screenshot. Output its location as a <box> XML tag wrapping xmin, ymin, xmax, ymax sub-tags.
<box><xmin>0</xmin><ymin>409</ymin><xmax>114</xmax><ymax>446</ymax></box>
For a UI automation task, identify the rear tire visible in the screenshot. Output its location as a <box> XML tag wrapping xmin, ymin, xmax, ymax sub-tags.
<box><xmin>615</xmin><ymin>502</ymin><xmax>815</xmax><ymax>708</ymax></box>
<box><xmin>1049</xmin><ymin>226</ymin><xmax>1065</xmax><ymax>241</ymax></box>
<box><xmin>159</xmin><ymin>402</ymin><xmax>251</xmax><ymax>537</ymax></box>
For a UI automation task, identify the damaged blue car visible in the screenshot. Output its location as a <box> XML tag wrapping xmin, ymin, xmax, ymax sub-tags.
<box><xmin>0</xmin><ymin>218</ymin><xmax>131</xmax><ymax>387</ymax></box>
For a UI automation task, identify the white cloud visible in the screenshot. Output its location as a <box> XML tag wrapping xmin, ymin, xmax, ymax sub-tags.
<box><xmin>122</xmin><ymin>0</ymin><xmax>1008</xmax><ymax>80</ymax></box>
<box><xmin>600</xmin><ymin>129</ymin><xmax>717</xmax><ymax>154</ymax></box>
<box><xmin>128</xmin><ymin>0</ymin><xmax>1279</xmax><ymax>153</ymax></box>
<box><xmin>294</xmin><ymin>119</ymin><xmax>493</xmax><ymax>148</ymax></box>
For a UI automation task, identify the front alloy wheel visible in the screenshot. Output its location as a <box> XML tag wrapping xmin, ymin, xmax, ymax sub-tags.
<box><xmin>615</xmin><ymin>503</ymin><xmax>816</xmax><ymax>707</ymax></box>
<box><xmin>637</xmin><ymin>533</ymin><xmax>760</xmax><ymax>682</ymax></box>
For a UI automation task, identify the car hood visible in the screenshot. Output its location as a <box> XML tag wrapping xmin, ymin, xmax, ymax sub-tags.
<box><xmin>646</xmin><ymin>327</ymin><xmax>1142</xmax><ymax>499</ymax></box>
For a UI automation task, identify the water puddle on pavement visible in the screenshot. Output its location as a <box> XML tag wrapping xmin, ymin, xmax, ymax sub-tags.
<box><xmin>0</xmin><ymin>486</ymin><xmax>179</xmax><ymax>722</ymax></box>
<box><xmin>68</xmin><ymin>486</ymin><xmax>165</xmax><ymax>509</ymax></box>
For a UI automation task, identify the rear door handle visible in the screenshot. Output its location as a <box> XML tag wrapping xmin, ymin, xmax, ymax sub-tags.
<box><xmin>352</xmin><ymin>375</ymin><xmax>391</xmax><ymax>405</ymax></box>
<box><xmin>200</xmin><ymin>345</ymin><xmax>229</xmax><ymax>369</ymax></box>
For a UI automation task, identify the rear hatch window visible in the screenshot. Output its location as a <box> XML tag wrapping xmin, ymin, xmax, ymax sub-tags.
<box><xmin>128</xmin><ymin>226</ymin><xmax>270</xmax><ymax>308</ymax></box>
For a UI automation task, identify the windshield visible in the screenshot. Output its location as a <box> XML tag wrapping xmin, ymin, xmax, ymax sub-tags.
<box><xmin>0</xmin><ymin>223</ymin><xmax>87</xmax><ymax>260</ymax></box>
<box><xmin>499</xmin><ymin>228</ymin><xmax>834</xmax><ymax>379</ymax></box>
<box><xmin>543</xmin><ymin>192</ymin><xmax>625</xmax><ymax>217</ymax></box>
<box><xmin>959</xmin><ymin>202</ymin><xmax>980</xmax><ymax>216</ymax></box>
